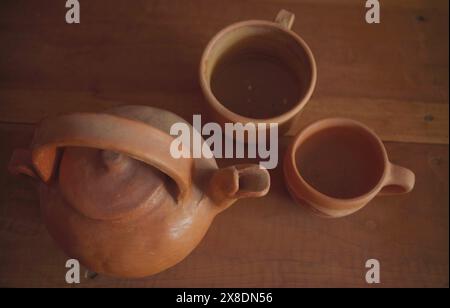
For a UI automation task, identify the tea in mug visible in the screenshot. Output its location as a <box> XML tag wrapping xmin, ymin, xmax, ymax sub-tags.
<box><xmin>295</xmin><ymin>126</ymin><xmax>385</xmax><ymax>199</ymax></box>
<box><xmin>211</xmin><ymin>52</ymin><xmax>302</xmax><ymax>119</ymax></box>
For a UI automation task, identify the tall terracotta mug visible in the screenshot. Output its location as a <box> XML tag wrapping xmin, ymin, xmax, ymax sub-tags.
<box><xmin>284</xmin><ymin>118</ymin><xmax>415</xmax><ymax>218</ymax></box>
<box><xmin>200</xmin><ymin>9</ymin><xmax>317</xmax><ymax>137</ymax></box>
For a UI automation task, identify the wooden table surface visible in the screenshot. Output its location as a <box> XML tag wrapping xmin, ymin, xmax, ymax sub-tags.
<box><xmin>0</xmin><ymin>0</ymin><xmax>448</xmax><ymax>288</ymax></box>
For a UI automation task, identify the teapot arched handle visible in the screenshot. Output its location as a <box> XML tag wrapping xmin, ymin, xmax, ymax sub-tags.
<box><xmin>30</xmin><ymin>113</ymin><xmax>193</xmax><ymax>202</ymax></box>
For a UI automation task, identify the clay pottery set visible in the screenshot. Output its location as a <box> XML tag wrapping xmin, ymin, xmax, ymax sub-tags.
<box><xmin>8</xmin><ymin>10</ymin><xmax>415</xmax><ymax>278</ymax></box>
<box><xmin>9</xmin><ymin>106</ymin><xmax>270</xmax><ymax>278</ymax></box>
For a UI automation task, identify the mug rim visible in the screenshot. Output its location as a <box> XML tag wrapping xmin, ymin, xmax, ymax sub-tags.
<box><xmin>287</xmin><ymin>118</ymin><xmax>390</xmax><ymax>206</ymax></box>
<box><xmin>199</xmin><ymin>19</ymin><xmax>317</xmax><ymax>124</ymax></box>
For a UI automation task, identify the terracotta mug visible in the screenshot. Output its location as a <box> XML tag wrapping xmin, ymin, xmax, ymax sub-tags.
<box><xmin>284</xmin><ymin>118</ymin><xmax>415</xmax><ymax>218</ymax></box>
<box><xmin>200</xmin><ymin>9</ymin><xmax>317</xmax><ymax>137</ymax></box>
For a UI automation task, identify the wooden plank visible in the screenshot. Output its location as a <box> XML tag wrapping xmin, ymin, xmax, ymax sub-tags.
<box><xmin>0</xmin><ymin>89</ymin><xmax>447</xmax><ymax>144</ymax></box>
<box><xmin>0</xmin><ymin>123</ymin><xmax>448</xmax><ymax>287</ymax></box>
<box><xmin>0</xmin><ymin>0</ymin><xmax>448</xmax><ymax>144</ymax></box>
<box><xmin>289</xmin><ymin>96</ymin><xmax>449</xmax><ymax>144</ymax></box>
<box><xmin>0</xmin><ymin>1</ymin><xmax>447</xmax><ymax>101</ymax></box>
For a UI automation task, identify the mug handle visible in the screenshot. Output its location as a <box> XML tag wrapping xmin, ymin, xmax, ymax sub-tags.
<box><xmin>275</xmin><ymin>9</ymin><xmax>295</xmax><ymax>30</ymax></box>
<box><xmin>29</xmin><ymin>113</ymin><xmax>193</xmax><ymax>202</ymax></box>
<box><xmin>378</xmin><ymin>162</ymin><xmax>415</xmax><ymax>196</ymax></box>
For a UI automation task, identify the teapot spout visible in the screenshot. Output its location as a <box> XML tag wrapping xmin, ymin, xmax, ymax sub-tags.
<box><xmin>208</xmin><ymin>164</ymin><xmax>270</xmax><ymax>213</ymax></box>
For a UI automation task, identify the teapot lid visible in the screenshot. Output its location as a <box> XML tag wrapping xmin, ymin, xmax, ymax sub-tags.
<box><xmin>58</xmin><ymin>146</ymin><xmax>172</xmax><ymax>220</ymax></box>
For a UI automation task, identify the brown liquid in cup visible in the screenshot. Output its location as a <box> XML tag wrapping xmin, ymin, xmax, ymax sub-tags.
<box><xmin>295</xmin><ymin>127</ymin><xmax>385</xmax><ymax>199</ymax></box>
<box><xmin>211</xmin><ymin>52</ymin><xmax>302</xmax><ymax>119</ymax></box>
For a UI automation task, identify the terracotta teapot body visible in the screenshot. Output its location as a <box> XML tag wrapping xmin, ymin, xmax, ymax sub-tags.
<box><xmin>9</xmin><ymin>106</ymin><xmax>270</xmax><ymax>278</ymax></box>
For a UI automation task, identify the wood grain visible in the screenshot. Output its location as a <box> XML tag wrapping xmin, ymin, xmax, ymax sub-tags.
<box><xmin>0</xmin><ymin>0</ymin><xmax>447</xmax><ymax>101</ymax></box>
<box><xmin>0</xmin><ymin>90</ymin><xmax>448</xmax><ymax>144</ymax></box>
<box><xmin>290</xmin><ymin>97</ymin><xmax>449</xmax><ymax>144</ymax></box>
<box><xmin>0</xmin><ymin>0</ymin><xmax>448</xmax><ymax>288</ymax></box>
<box><xmin>0</xmin><ymin>0</ymin><xmax>448</xmax><ymax>143</ymax></box>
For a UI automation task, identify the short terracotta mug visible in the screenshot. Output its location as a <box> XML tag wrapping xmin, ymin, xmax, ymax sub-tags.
<box><xmin>284</xmin><ymin>118</ymin><xmax>415</xmax><ymax>218</ymax></box>
<box><xmin>200</xmin><ymin>9</ymin><xmax>317</xmax><ymax>136</ymax></box>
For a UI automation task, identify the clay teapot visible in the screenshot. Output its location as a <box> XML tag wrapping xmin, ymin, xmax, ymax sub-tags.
<box><xmin>9</xmin><ymin>105</ymin><xmax>270</xmax><ymax>278</ymax></box>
